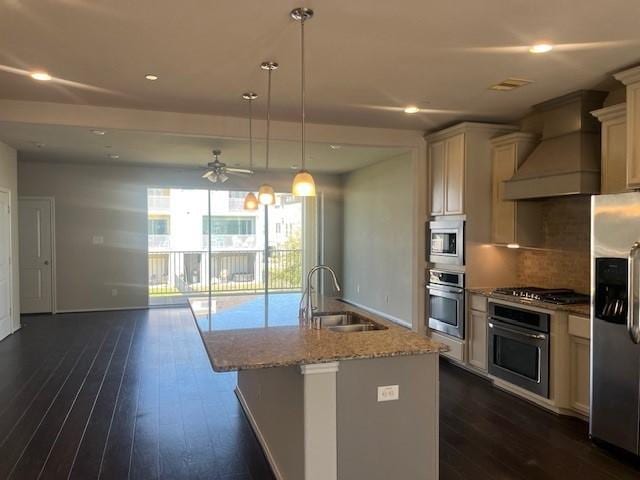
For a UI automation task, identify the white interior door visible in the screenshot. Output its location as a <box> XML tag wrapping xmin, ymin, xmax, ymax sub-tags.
<box><xmin>0</xmin><ymin>191</ymin><xmax>12</xmax><ymax>340</ymax></box>
<box><xmin>19</xmin><ymin>198</ymin><xmax>53</xmax><ymax>314</ymax></box>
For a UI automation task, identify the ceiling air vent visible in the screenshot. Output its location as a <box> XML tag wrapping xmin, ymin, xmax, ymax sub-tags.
<box><xmin>489</xmin><ymin>78</ymin><xmax>533</xmax><ymax>91</ymax></box>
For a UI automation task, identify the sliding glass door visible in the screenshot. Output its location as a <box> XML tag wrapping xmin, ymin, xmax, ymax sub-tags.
<box><xmin>147</xmin><ymin>188</ymin><xmax>304</xmax><ymax>328</ymax></box>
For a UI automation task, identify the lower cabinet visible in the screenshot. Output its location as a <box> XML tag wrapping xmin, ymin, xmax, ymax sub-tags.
<box><xmin>468</xmin><ymin>310</ymin><xmax>487</xmax><ymax>372</ymax></box>
<box><xmin>568</xmin><ymin>314</ymin><xmax>591</xmax><ymax>416</ymax></box>
<box><xmin>431</xmin><ymin>331</ymin><xmax>465</xmax><ymax>363</ymax></box>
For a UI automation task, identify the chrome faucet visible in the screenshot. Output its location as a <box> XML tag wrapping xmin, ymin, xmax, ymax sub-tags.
<box><xmin>299</xmin><ymin>265</ymin><xmax>341</xmax><ymax>328</ymax></box>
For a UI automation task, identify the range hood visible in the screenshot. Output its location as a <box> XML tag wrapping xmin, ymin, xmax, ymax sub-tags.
<box><xmin>502</xmin><ymin>90</ymin><xmax>607</xmax><ymax>200</ymax></box>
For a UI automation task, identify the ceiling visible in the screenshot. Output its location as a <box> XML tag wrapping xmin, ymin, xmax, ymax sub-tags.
<box><xmin>0</xmin><ymin>121</ymin><xmax>409</xmax><ymax>173</ymax></box>
<box><xmin>0</xmin><ymin>0</ymin><xmax>639</xmax><ymax>131</ymax></box>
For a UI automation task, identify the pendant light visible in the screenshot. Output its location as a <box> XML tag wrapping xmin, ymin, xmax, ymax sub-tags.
<box><xmin>258</xmin><ymin>61</ymin><xmax>278</xmax><ymax>206</ymax></box>
<box><xmin>291</xmin><ymin>7</ymin><xmax>316</xmax><ymax>197</ymax></box>
<box><xmin>242</xmin><ymin>92</ymin><xmax>259</xmax><ymax>210</ymax></box>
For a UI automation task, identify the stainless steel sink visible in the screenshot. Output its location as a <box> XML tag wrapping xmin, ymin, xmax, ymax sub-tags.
<box><xmin>312</xmin><ymin>311</ymin><xmax>388</xmax><ymax>332</ymax></box>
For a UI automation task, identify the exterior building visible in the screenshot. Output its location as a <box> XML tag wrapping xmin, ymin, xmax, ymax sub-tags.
<box><xmin>147</xmin><ymin>188</ymin><xmax>302</xmax><ymax>301</ymax></box>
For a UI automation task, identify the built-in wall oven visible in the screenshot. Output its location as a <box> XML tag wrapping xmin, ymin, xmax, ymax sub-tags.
<box><xmin>488</xmin><ymin>301</ymin><xmax>550</xmax><ymax>398</ymax></box>
<box><xmin>428</xmin><ymin>220</ymin><xmax>464</xmax><ymax>266</ymax></box>
<box><xmin>427</xmin><ymin>269</ymin><xmax>465</xmax><ymax>339</ymax></box>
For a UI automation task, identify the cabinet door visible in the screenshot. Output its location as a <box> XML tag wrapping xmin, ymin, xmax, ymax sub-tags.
<box><xmin>602</xmin><ymin>117</ymin><xmax>627</xmax><ymax>194</ymax></box>
<box><xmin>429</xmin><ymin>140</ymin><xmax>445</xmax><ymax>216</ymax></box>
<box><xmin>570</xmin><ymin>336</ymin><xmax>591</xmax><ymax>416</ymax></box>
<box><xmin>628</xmin><ymin>82</ymin><xmax>640</xmax><ymax>188</ymax></box>
<box><xmin>468</xmin><ymin>310</ymin><xmax>487</xmax><ymax>371</ymax></box>
<box><xmin>444</xmin><ymin>133</ymin><xmax>465</xmax><ymax>215</ymax></box>
<box><xmin>491</xmin><ymin>144</ymin><xmax>517</xmax><ymax>244</ymax></box>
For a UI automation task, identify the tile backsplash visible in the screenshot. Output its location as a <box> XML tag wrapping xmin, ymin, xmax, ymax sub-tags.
<box><xmin>516</xmin><ymin>196</ymin><xmax>591</xmax><ymax>294</ymax></box>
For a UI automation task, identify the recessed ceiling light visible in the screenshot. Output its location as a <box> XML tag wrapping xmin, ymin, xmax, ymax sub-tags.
<box><xmin>91</xmin><ymin>129</ymin><xmax>106</xmax><ymax>135</ymax></box>
<box><xmin>108</xmin><ymin>153</ymin><xmax>120</xmax><ymax>159</ymax></box>
<box><xmin>145</xmin><ymin>74</ymin><xmax>159</xmax><ymax>81</ymax></box>
<box><xmin>404</xmin><ymin>106</ymin><xmax>420</xmax><ymax>114</ymax></box>
<box><xmin>33</xmin><ymin>142</ymin><xmax>45</xmax><ymax>148</ymax></box>
<box><xmin>31</xmin><ymin>71</ymin><xmax>52</xmax><ymax>81</ymax></box>
<box><xmin>290</xmin><ymin>164</ymin><xmax>299</xmax><ymax>170</ymax></box>
<box><xmin>529</xmin><ymin>43</ymin><xmax>553</xmax><ymax>54</ymax></box>
<box><xmin>507</xmin><ymin>243</ymin><xmax>521</xmax><ymax>249</ymax></box>
<box><xmin>329</xmin><ymin>144</ymin><xmax>342</xmax><ymax>150</ymax></box>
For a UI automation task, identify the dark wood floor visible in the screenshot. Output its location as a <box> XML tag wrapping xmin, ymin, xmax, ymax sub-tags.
<box><xmin>0</xmin><ymin>308</ymin><xmax>274</xmax><ymax>480</ymax></box>
<box><xmin>2</xmin><ymin>308</ymin><xmax>639</xmax><ymax>479</ymax></box>
<box><xmin>439</xmin><ymin>360</ymin><xmax>640</xmax><ymax>480</ymax></box>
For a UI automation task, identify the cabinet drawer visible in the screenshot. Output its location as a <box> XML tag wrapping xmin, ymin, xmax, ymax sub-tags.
<box><xmin>430</xmin><ymin>331</ymin><xmax>465</xmax><ymax>363</ymax></box>
<box><xmin>469</xmin><ymin>294</ymin><xmax>487</xmax><ymax>313</ymax></box>
<box><xmin>568</xmin><ymin>315</ymin><xmax>590</xmax><ymax>339</ymax></box>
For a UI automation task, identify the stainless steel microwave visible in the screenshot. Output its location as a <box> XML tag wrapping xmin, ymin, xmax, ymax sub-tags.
<box><xmin>428</xmin><ymin>220</ymin><xmax>464</xmax><ymax>265</ymax></box>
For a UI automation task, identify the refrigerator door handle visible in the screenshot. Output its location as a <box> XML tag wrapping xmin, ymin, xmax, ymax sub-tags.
<box><xmin>627</xmin><ymin>242</ymin><xmax>640</xmax><ymax>344</ymax></box>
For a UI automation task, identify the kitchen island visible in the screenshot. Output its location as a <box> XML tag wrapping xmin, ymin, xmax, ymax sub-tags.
<box><xmin>195</xmin><ymin>297</ymin><xmax>446</xmax><ymax>480</ymax></box>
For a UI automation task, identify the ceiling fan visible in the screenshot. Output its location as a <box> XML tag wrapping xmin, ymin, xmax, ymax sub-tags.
<box><xmin>202</xmin><ymin>149</ymin><xmax>254</xmax><ymax>183</ymax></box>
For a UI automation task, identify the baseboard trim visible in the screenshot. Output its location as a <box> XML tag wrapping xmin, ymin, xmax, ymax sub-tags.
<box><xmin>337</xmin><ymin>299</ymin><xmax>412</xmax><ymax>329</ymax></box>
<box><xmin>55</xmin><ymin>306</ymin><xmax>149</xmax><ymax>314</ymax></box>
<box><xmin>234</xmin><ymin>386</ymin><xmax>284</xmax><ymax>480</ymax></box>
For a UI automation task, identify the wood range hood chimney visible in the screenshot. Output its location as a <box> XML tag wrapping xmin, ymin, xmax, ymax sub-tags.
<box><xmin>502</xmin><ymin>90</ymin><xmax>607</xmax><ymax>200</ymax></box>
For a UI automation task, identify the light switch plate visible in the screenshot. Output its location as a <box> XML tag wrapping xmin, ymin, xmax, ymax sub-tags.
<box><xmin>92</xmin><ymin>235</ymin><xmax>104</xmax><ymax>245</ymax></box>
<box><xmin>377</xmin><ymin>385</ymin><xmax>399</xmax><ymax>402</ymax></box>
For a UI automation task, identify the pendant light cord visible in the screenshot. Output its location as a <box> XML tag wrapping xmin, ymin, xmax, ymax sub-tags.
<box><xmin>300</xmin><ymin>17</ymin><xmax>306</xmax><ymax>171</ymax></box>
<box><xmin>266</xmin><ymin>67</ymin><xmax>272</xmax><ymax>171</ymax></box>
<box><xmin>249</xmin><ymin>97</ymin><xmax>253</xmax><ymax>170</ymax></box>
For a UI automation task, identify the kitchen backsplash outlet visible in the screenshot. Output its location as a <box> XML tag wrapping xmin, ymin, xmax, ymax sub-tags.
<box><xmin>516</xmin><ymin>196</ymin><xmax>591</xmax><ymax>294</ymax></box>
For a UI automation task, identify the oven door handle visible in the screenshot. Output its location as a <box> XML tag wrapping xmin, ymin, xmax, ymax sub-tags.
<box><xmin>488</xmin><ymin>322</ymin><xmax>547</xmax><ymax>340</ymax></box>
<box><xmin>427</xmin><ymin>285</ymin><xmax>464</xmax><ymax>295</ymax></box>
<box><xmin>628</xmin><ymin>242</ymin><xmax>640</xmax><ymax>344</ymax></box>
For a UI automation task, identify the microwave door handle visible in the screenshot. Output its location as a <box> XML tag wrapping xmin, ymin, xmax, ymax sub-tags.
<box><xmin>488</xmin><ymin>322</ymin><xmax>546</xmax><ymax>340</ymax></box>
<box><xmin>627</xmin><ymin>242</ymin><xmax>640</xmax><ymax>344</ymax></box>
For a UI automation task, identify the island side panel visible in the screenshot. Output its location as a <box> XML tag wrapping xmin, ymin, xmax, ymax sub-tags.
<box><xmin>237</xmin><ymin>367</ymin><xmax>305</xmax><ymax>480</ymax></box>
<box><xmin>336</xmin><ymin>354</ymin><xmax>439</xmax><ymax>480</ymax></box>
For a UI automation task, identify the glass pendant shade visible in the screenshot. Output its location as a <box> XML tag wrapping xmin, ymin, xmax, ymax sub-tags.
<box><xmin>292</xmin><ymin>170</ymin><xmax>316</xmax><ymax>197</ymax></box>
<box><xmin>258</xmin><ymin>184</ymin><xmax>275</xmax><ymax>205</ymax></box>
<box><xmin>243</xmin><ymin>192</ymin><xmax>259</xmax><ymax>210</ymax></box>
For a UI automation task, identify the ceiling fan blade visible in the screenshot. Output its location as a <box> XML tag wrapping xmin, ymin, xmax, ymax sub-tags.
<box><xmin>226</xmin><ymin>168</ymin><xmax>254</xmax><ymax>175</ymax></box>
<box><xmin>202</xmin><ymin>170</ymin><xmax>213</xmax><ymax>178</ymax></box>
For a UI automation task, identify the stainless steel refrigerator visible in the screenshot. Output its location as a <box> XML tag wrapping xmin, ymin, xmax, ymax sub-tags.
<box><xmin>591</xmin><ymin>192</ymin><xmax>640</xmax><ymax>454</ymax></box>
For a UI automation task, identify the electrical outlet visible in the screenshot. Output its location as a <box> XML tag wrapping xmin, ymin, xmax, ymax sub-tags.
<box><xmin>92</xmin><ymin>235</ymin><xmax>104</xmax><ymax>245</ymax></box>
<box><xmin>385</xmin><ymin>295</ymin><xmax>389</xmax><ymax>304</ymax></box>
<box><xmin>356</xmin><ymin>284</ymin><xmax>360</xmax><ymax>294</ymax></box>
<box><xmin>377</xmin><ymin>385</ymin><xmax>399</xmax><ymax>402</ymax></box>
<box><xmin>111</xmin><ymin>288</ymin><xmax>118</xmax><ymax>297</ymax></box>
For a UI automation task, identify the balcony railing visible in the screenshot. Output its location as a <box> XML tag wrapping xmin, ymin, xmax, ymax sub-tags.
<box><xmin>202</xmin><ymin>234</ymin><xmax>257</xmax><ymax>250</ymax></box>
<box><xmin>148</xmin><ymin>249</ymin><xmax>303</xmax><ymax>297</ymax></box>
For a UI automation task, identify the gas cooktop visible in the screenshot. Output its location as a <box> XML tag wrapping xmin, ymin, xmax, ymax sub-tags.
<box><xmin>492</xmin><ymin>287</ymin><xmax>590</xmax><ymax>305</ymax></box>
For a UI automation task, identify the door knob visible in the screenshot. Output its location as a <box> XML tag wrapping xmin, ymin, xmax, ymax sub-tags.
<box><xmin>44</xmin><ymin>260</ymin><xmax>49</xmax><ymax>265</ymax></box>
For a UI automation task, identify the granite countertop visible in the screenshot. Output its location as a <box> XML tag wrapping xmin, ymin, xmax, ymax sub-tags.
<box><xmin>467</xmin><ymin>287</ymin><xmax>591</xmax><ymax>317</ymax></box>
<box><xmin>195</xmin><ymin>297</ymin><xmax>448</xmax><ymax>372</ymax></box>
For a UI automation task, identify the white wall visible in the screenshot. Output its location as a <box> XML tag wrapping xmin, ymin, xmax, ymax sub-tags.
<box><xmin>18</xmin><ymin>159</ymin><xmax>342</xmax><ymax>312</ymax></box>
<box><xmin>342</xmin><ymin>153</ymin><xmax>413</xmax><ymax>325</ymax></box>
<box><xmin>0</xmin><ymin>141</ymin><xmax>19</xmax><ymax>331</ymax></box>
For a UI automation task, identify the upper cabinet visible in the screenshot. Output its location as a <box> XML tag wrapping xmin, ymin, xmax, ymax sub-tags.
<box><xmin>428</xmin><ymin>133</ymin><xmax>464</xmax><ymax>216</ymax></box>
<box><xmin>427</xmin><ymin>123</ymin><xmax>517</xmax><ymax>218</ymax></box>
<box><xmin>592</xmin><ymin>103</ymin><xmax>628</xmax><ymax>194</ymax></box>
<box><xmin>490</xmin><ymin>133</ymin><xmax>543</xmax><ymax>247</ymax></box>
<box><xmin>613</xmin><ymin>65</ymin><xmax>640</xmax><ymax>188</ymax></box>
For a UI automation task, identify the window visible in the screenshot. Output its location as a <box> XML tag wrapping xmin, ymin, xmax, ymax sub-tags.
<box><xmin>229</xmin><ymin>191</ymin><xmax>246</xmax><ymax>199</ymax></box>
<box><xmin>203</xmin><ymin>216</ymin><xmax>256</xmax><ymax>235</ymax></box>
<box><xmin>148</xmin><ymin>188</ymin><xmax>170</xmax><ymax>197</ymax></box>
<box><xmin>149</xmin><ymin>216</ymin><xmax>170</xmax><ymax>235</ymax></box>
<box><xmin>276</xmin><ymin>223</ymin><xmax>281</xmax><ymax>233</ymax></box>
